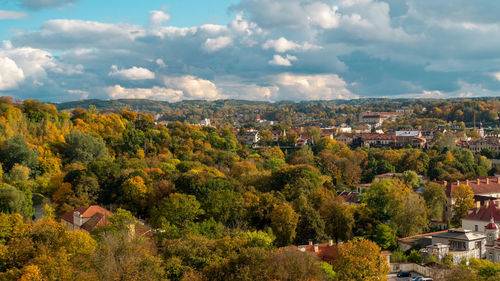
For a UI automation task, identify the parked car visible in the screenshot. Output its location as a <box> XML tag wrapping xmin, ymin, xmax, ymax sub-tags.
<box><xmin>409</xmin><ymin>276</ymin><xmax>423</xmax><ymax>281</ymax></box>
<box><xmin>397</xmin><ymin>271</ymin><xmax>411</xmax><ymax>277</ymax></box>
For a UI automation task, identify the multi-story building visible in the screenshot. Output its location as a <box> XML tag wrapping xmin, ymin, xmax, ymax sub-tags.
<box><xmin>466</xmin><ymin>138</ymin><xmax>500</xmax><ymax>153</ymax></box>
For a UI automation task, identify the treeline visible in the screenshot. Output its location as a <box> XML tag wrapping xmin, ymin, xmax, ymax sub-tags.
<box><xmin>0</xmin><ymin>97</ymin><xmax>497</xmax><ymax>280</ymax></box>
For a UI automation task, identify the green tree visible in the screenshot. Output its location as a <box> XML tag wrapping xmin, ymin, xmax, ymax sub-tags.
<box><xmin>63</xmin><ymin>131</ymin><xmax>108</xmax><ymax>163</ymax></box>
<box><xmin>320</xmin><ymin>197</ymin><xmax>354</xmax><ymax>243</ymax></box>
<box><xmin>422</xmin><ymin>182</ymin><xmax>447</xmax><ymax>221</ymax></box>
<box><xmin>0</xmin><ymin>184</ymin><xmax>33</xmax><ymax>219</ymax></box>
<box><xmin>151</xmin><ymin>193</ymin><xmax>204</xmax><ymax>229</ymax></box>
<box><xmin>0</xmin><ymin>135</ymin><xmax>38</xmax><ymax>172</ymax></box>
<box><xmin>375</xmin><ymin>223</ymin><xmax>396</xmax><ymax>250</ymax></box>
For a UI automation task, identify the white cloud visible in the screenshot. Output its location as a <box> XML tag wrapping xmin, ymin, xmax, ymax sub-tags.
<box><xmin>108</xmin><ymin>65</ymin><xmax>155</xmax><ymax>80</ymax></box>
<box><xmin>104</xmin><ymin>85</ymin><xmax>184</xmax><ymax>101</ymax></box>
<box><xmin>203</xmin><ymin>36</ymin><xmax>233</xmax><ymax>52</ymax></box>
<box><xmin>306</xmin><ymin>2</ymin><xmax>340</xmax><ymax>29</ymax></box>
<box><xmin>149</xmin><ymin>10</ymin><xmax>171</xmax><ymax>27</ymax></box>
<box><xmin>0</xmin><ymin>10</ymin><xmax>28</xmax><ymax>19</ymax></box>
<box><xmin>262</xmin><ymin>37</ymin><xmax>319</xmax><ymax>53</ymax></box>
<box><xmin>268</xmin><ymin>54</ymin><xmax>297</xmax><ymax>66</ymax></box>
<box><xmin>274</xmin><ymin>73</ymin><xmax>355</xmax><ymax>100</ymax></box>
<box><xmin>0</xmin><ymin>57</ymin><xmax>25</xmax><ymax>90</ymax></box>
<box><xmin>163</xmin><ymin>76</ymin><xmax>223</xmax><ymax>99</ymax></box>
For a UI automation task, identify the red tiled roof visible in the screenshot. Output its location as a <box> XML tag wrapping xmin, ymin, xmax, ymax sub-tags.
<box><xmin>438</xmin><ymin>177</ymin><xmax>500</xmax><ymax>197</ymax></box>
<box><xmin>463</xmin><ymin>201</ymin><xmax>500</xmax><ymax>223</ymax></box>
<box><xmin>60</xmin><ymin>205</ymin><xmax>113</xmax><ymax>232</ymax></box>
<box><xmin>288</xmin><ymin>243</ymin><xmax>339</xmax><ymax>262</ymax></box>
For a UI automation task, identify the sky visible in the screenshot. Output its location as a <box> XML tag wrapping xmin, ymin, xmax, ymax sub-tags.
<box><xmin>1</xmin><ymin>0</ymin><xmax>500</xmax><ymax>102</ymax></box>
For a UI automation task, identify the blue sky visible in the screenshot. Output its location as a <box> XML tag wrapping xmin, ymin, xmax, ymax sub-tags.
<box><xmin>1</xmin><ymin>0</ymin><xmax>500</xmax><ymax>102</ymax></box>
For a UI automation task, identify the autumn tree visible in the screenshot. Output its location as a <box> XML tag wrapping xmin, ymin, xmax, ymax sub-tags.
<box><xmin>269</xmin><ymin>203</ymin><xmax>299</xmax><ymax>246</ymax></box>
<box><xmin>0</xmin><ymin>135</ymin><xmax>38</xmax><ymax>173</ymax></box>
<box><xmin>332</xmin><ymin>238</ymin><xmax>389</xmax><ymax>281</ymax></box>
<box><xmin>452</xmin><ymin>184</ymin><xmax>475</xmax><ymax>226</ymax></box>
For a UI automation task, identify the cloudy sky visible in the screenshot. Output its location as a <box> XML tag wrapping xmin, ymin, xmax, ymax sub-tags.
<box><xmin>1</xmin><ymin>0</ymin><xmax>500</xmax><ymax>102</ymax></box>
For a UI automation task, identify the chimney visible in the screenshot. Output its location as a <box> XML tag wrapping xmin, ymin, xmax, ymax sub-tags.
<box><xmin>308</xmin><ymin>240</ymin><xmax>313</xmax><ymax>246</ymax></box>
<box><xmin>476</xmin><ymin>201</ymin><xmax>481</xmax><ymax>208</ymax></box>
<box><xmin>314</xmin><ymin>243</ymin><xmax>319</xmax><ymax>252</ymax></box>
<box><xmin>73</xmin><ymin>211</ymin><xmax>83</xmax><ymax>227</ymax></box>
<box><xmin>298</xmin><ymin>245</ymin><xmax>306</xmax><ymax>252</ymax></box>
<box><xmin>456</xmin><ymin>180</ymin><xmax>460</xmax><ymax>186</ymax></box>
<box><xmin>486</xmin><ymin>178</ymin><xmax>489</xmax><ymax>184</ymax></box>
<box><xmin>328</xmin><ymin>238</ymin><xmax>333</xmax><ymax>247</ymax></box>
<box><xmin>477</xmin><ymin>178</ymin><xmax>481</xmax><ymax>184</ymax></box>
<box><xmin>466</xmin><ymin>180</ymin><xmax>469</xmax><ymax>185</ymax></box>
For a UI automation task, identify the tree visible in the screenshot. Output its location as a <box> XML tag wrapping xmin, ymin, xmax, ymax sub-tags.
<box><xmin>452</xmin><ymin>184</ymin><xmax>474</xmax><ymax>225</ymax></box>
<box><xmin>407</xmin><ymin>249</ymin><xmax>424</xmax><ymax>264</ymax></box>
<box><xmin>269</xmin><ymin>203</ymin><xmax>299</xmax><ymax>246</ymax></box>
<box><xmin>375</xmin><ymin>223</ymin><xmax>396</xmax><ymax>250</ymax></box>
<box><xmin>391</xmin><ymin>191</ymin><xmax>428</xmax><ymax>237</ymax></box>
<box><xmin>0</xmin><ymin>135</ymin><xmax>38</xmax><ymax>172</ymax></box>
<box><xmin>332</xmin><ymin>238</ymin><xmax>389</xmax><ymax>281</ymax></box>
<box><xmin>63</xmin><ymin>131</ymin><xmax>108</xmax><ymax>163</ymax></box>
<box><xmin>422</xmin><ymin>182</ymin><xmax>447</xmax><ymax>221</ymax></box>
<box><xmin>121</xmin><ymin>176</ymin><xmax>148</xmax><ymax>214</ymax></box>
<box><xmin>265</xmin><ymin>248</ymin><xmax>329</xmax><ymax>281</ymax></box>
<box><xmin>0</xmin><ymin>184</ymin><xmax>33</xmax><ymax>219</ymax></box>
<box><xmin>151</xmin><ymin>193</ymin><xmax>204</xmax><ymax>229</ymax></box>
<box><xmin>320</xmin><ymin>197</ymin><xmax>354</xmax><ymax>242</ymax></box>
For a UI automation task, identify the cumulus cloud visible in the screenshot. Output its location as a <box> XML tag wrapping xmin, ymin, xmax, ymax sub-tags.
<box><xmin>268</xmin><ymin>54</ymin><xmax>297</xmax><ymax>66</ymax></box>
<box><xmin>108</xmin><ymin>65</ymin><xmax>155</xmax><ymax>80</ymax></box>
<box><xmin>262</xmin><ymin>37</ymin><xmax>319</xmax><ymax>53</ymax></box>
<box><xmin>104</xmin><ymin>85</ymin><xmax>184</xmax><ymax>101</ymax></box>
<box><xmin>0</xmin><ymin>57</ymin><xmax>25</xmax><ymax>90</ymax></box>
<box><xmin>203</xmin><ymin>36</ymin><xmax>233</xmax><ymax>52</ymax></box>
<box><xmin>0</xmin><ymin>10</ymin><xmax>28</xmax><ymax>19</ymax></box>
<box><xmin>273</xmin><ymin>73</ymin><xmax>356</xmax><ymax>100</ymax></box>
<box><xmin>19</xmin><ymin>0</ymin><xmax>77</xmax><ymax>10</ymax></box>
<box><xmin>149</xmin><ymin>10</ymin><xmax>171</xmax><ymax>27</ymax></box>
<box><xmin>5</xmin><ymin>1</ymin><xmax>500</xmax><ymax>101</ymax></box>
<box><xmin>163</xmin><ymin>76</ymin><xmax>223</xmax><ymax>100</ymax></box>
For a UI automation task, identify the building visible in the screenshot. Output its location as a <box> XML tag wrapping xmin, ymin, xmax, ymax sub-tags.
<box><xmin>466</xmin><ymin>138</ymin><xmax>500</xmax><ymax>154</ymax></box>
<box><xmin>395</xmin><ymin>131</ymin><xmax>426</xmax><ymax>148</ymax></box>
<box><xmin>292</xmin><ymin>239</ymin><xmax>338</xmax><ymax>263</ymax></box>
<box><xmin>356</xmin><ymin>133</ymin><xmax>396</xmax><ymax>148</ymax></box>
<box><xmin>438</xmin><ymin>177</ymin><xmax>500</xmax><ymax>221</ymax></box>
<box><xmin>358</xmin><ymin>111</ymin><xmax>403</xmax><ymax>127</ymax></box>
<box><xmin>462</xmin><ymin>200</ymin><xmax>500</xmax><ymax>233</ymax></box>
<box><xmin>334</xmin><ymin>134</ymin><xmax>353</xmax><ymax>145</ymax></box>
<box><xmin>484</xmin><ymin>218</ymin><xmax>500</xmax><ymax>262</ymax></box>
<box><xmin>337</xmin><ymin>191</ymin><xmax>360</xmax><ymax>205</ymax></box>
<box><xmin>419</xmin><ymin>229</ymin><xmax>487</xmax><ymax>264</ymax></box>
<box><xmin>240</xmin><ymin>129</ymin><xmax>260</xmax><ymax>145</ymax></box>
<box><xmin>60</xmin><ymin>205</ymin><xmax>113</xmax><ymax>232</ymax></box>
<box><xmin>271</xmin><ymin>129</ymin><xmax>286</xmax><ymax>142</ymax></box>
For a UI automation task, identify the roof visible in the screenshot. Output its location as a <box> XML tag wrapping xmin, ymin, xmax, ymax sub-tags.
<box><xmin>439</xmin><ymin>177</ymin><xmax>500</xmax><ymax>197</ymax></box>
<box><xmin>375</xmin><ymin>172</ymin><xmax>402</xmax><ymax>178</ymax></box>
<box><xmin>462</xmin><ymin>200</ymin><xmax>500</xmax><ymax>223</ymax></box>
<box><xmin>432</xmin><ymin>228</ymin><xmax>486</xmax><ymax>241</ymax></box>
<box><xmin>360</xmin><ymin>133</ymin><xmax>396</xmax><ymax>140</ymax></box>
<box><xmin>398</xmin><ymin>230</ymin><xmax>448</xmax><ymax>246</ymax></box>
<box><xmin>337</xmin><ymin>191</ymin><xmax>359</xmax><ymax>204</ymax></box>
<box><xmin>61</xmin><ymin>205</ymin><xmax>113</xmax><ymax>232</ymax></box>
<box><xmin>396</xmin><ymin>131</ymin><xmax>420</xmax><ymax>137</ymax></box>
<box><xmin>288</xmin><ymin>243</ymin><xmax>339</xmax><ymax>262</ymax></box>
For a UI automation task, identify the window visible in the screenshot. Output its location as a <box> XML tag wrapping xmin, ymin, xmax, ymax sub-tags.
<box><xmin>475</xmin><ymin>225</ymin><xmax>478</xmax><ymax>232</ymax></box>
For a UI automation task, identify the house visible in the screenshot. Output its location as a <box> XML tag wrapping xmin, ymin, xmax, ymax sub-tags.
<box><xmin>292</xmin><ymin>239</ymin><xmax>338</xmax><ymax>263</ymax></box>
<box><xmin>484</xmin><ymin>218</ymin><xmax>500</xmax><ymax>262</ymax></box>
<box><xmin>334</xmin><ymin>134</ymin><xmax>353</xmax><ymax>145</ymax></box>
<box><xmin>296</xmin><ymin>135</ymin><xmax>312</xmax><ymax>147</ymax></box>
<box><xmin>438</xmin><ymin>177</ymin><xmax>500</xmax><ymax>221</ymax></box>
<box><xmin>60</xmin><ymin>205</ymin><xmax>113</xmax><ymax>232</ymax></box>
<box><xmin>359</xmin><ymin>112</ymin><xmax>403</xmax><ymax>127</ymax></box>
<box><xmin>240</xmin><ymin>129</ymin><xmax>260</xmax><ymax>145</ymax></box>
<box><xmin>271</xmin><ymin>130</ymin><xmax>286</xmax><ymax>142</ymax></box>
<box><xmin>337</xmin><ymin>191</ymin><xmax>360</xmax><ymax>205</ymax></box>
<box><xmin>419</xmin><ymin>229</ymin><xmax>487</xmax><ymax>264</ymax></box>
<box><xmin>395</xmin><ymin>131</ymin><xmax>426</xmax><ymax>148</ymax></box>
<box><xmin>462</xmin><ymin>200</ymin><xmax>500</xmax><ymax>233</ymax></box>
<box><xmin>356</xmin><ymin>133</ymin><xmax>396</xmax><ymax>148</ymax></box>
<box><xmin>466</xmin><ymin>138</ymin><xmax>500</xmax><ymax>154</ymax></box>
